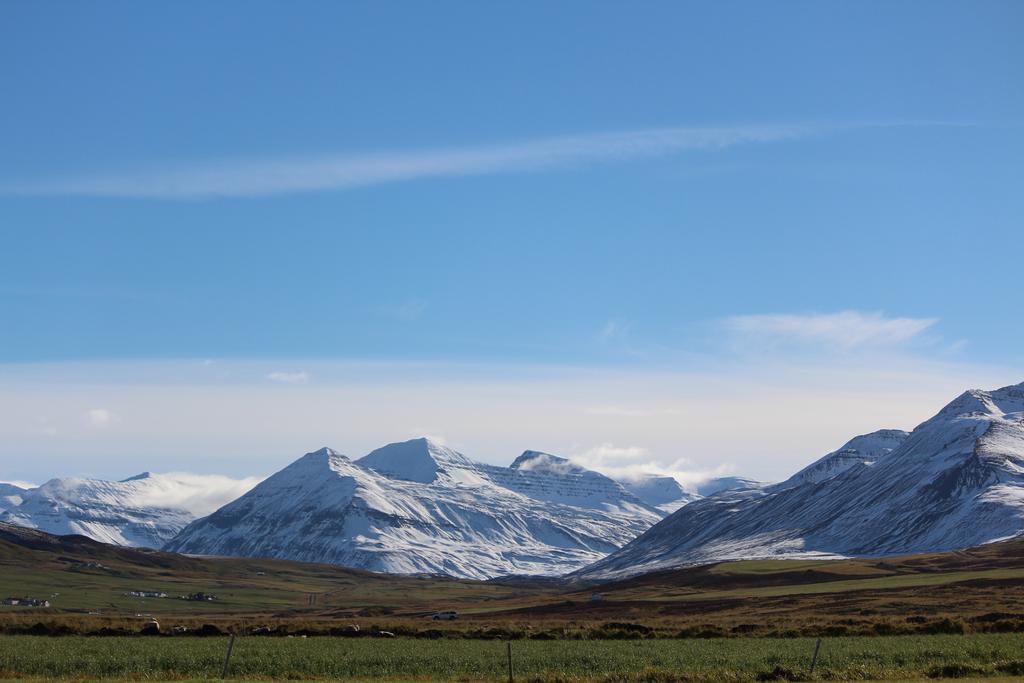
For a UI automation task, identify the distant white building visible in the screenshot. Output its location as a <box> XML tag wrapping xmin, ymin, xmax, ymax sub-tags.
<box><xmin>3</xmin><ymin>597</ymin><xmax>50</xmax><ymax>607</ymax></box>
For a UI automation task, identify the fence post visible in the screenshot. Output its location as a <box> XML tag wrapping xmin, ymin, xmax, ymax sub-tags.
<box><xmin>221</xmin><ymin>633</ymin><xmax>237</xmax><ymax>679</ymax></box>
<box><xmin>809</xmin><ymin>637</ymin><xmax>822</xmax><ymax>676</ymax></box>
<box><xmin>507</xmin><ymin>641</ymin><xmax>514</xmax><ymax>683</ymax></box>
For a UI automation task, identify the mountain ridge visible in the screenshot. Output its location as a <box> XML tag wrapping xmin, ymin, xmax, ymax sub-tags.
<box><xmin>0</xmin><ymin>471</ymin><xmax>259</xmax><ymax>548</ymax></box>
<box><xmin>164</xmin><ymin>439</ymin><xmax>671</xmax><ymax>579</ymax></box>
<box><xmin>574</xmin><ymin>381</ymin><xmax>1024</xmax><ymax>580</ymax></box>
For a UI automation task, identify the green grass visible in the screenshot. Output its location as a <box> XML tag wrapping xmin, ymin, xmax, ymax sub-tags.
<box><xmin>3</xmin><ymin>634</ymin><xmax>1024</xmax><ymax>681</ymax></box>
<box><xmin>0</xmin><ymin>539</ymin><xmax>550</xmax><ymax>618</ymax></box>
<box><xmin>708</xmin><ymin>559</ymin><xmax>892</xmax><ymax>576</ymax></box>
<box><xmin>3</xmin><ymin>680</ymin><xmax>1018</xmax><ymax>683</ymax></box>
<box><xmin>658</xmin><ymin>567</ymin><xmax>1024</xmax><ymax>602</ymax></box>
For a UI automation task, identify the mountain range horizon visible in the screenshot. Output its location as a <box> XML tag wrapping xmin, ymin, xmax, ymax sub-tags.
<box><xmin>3</xmin><ymin>379</ymin><xmax>1023</xmax><ymax>581</ymax></box>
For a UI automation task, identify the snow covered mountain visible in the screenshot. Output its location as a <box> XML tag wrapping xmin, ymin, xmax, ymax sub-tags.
<box><xmin>781</xmin><ymin>429</ymin><xmax>909</xmax><ymax>488</ymax></box>
<box><xmin>0</xmin><ymin>482</ymin><xmax>28</xmax><ymax>512</ymax></box>
<box><xmin>621</xmin><ymin>475</ymin><xmax>697</xmax><ymax>513</ymax></box>
<box><xmin>165</xmin><ymin>438</ymin><xmax>668</xmax><ymax>579</ymax></box>
<box><xmin>0</xmin><ymin>472</ymin><xmax>259</xmax><ymax>548</ymax></box>
<box><xmin>695</xmin><ymin>476</ymin><xmax>765</xmax><ymax>497</ymax></box>
<box><xmin>576</xmin><ymin>381</ymin><xmax>1024</xmax><ymax>580</ymax></box>
<box><xmin>492</xmin><ymin>450</ymin><xmax>658</xmax><ymax>509</ymax></box>
<box><xmin>620</xmin><ymin>474</ymin><xmax>763</xmax><ymax>513</ymax></box>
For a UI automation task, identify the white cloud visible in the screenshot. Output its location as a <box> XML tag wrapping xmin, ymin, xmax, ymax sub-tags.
<box><xmin>514</xmin><ymin>454</ymin><xmax>579</xmax><ymax>475</ymax></box>
<box><xmin>5</xmin><ymin>124</ymin><xmax>811</xmax><ymax>199</ymax></box>
<box><xmin>723</xmin><ymin>311</ymin><xmax>938</xmax><ymax>350</ymax></box>
<box><xmin>85</xmin><ymin>408</ymin><xmax>119</xmax><ymax>428</ymax></box>
<box><xmin>123</xmin><ymin>472</ymin><xmax>263</xmax><ymax>516</ymax></box>
<box><xmin>0</xmin><ymin>356</ymin><xmax>1017</xmax><ymax>485</ymax></box>
<box><xmin>574</xmin><ymin>442</ymin><xmax>653</xmax><ymax>467</ymax></box>
<box><xmin>568</xmin><ymin>442</ymin><xmax>734</xmax><ymax>490</ymax></box>
<box><xmin>266</xmin><ymin>371</ymin><xmax>309</xmax><ymax>384</ymax></box>
<box><xmin>569</xmin><ymin>443</ymin><xmax>659</xmax><ymax>480</ymax></box>
<box><xmin>0</xmin><ymin>479</ymin><xmax>37</xmax><ymax>490</ymax></box>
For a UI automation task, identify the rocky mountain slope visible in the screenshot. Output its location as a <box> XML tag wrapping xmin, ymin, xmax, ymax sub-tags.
<box><xmin>576</xmin><ymin>381</ymin><xmax>1024</xmax><ymax>580</ymax></box>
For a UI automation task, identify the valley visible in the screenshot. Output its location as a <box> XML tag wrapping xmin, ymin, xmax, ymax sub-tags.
<box><xmin>4</xmin><ymin>521</ymin><xmax>1024</xmax><ymax>640</ymax></box>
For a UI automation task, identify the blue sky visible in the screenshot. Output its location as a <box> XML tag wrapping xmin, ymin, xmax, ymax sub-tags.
<box><xmin>1</xmin><ymin>2</ymin><xmax>1022</xmax><ymax>484</ymax></box>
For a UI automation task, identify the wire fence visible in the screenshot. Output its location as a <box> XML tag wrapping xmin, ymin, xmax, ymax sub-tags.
<box><xmin>2</xmin><ymin>632</ymin><xmax>1024</xmax><ymax>680</ymax></box>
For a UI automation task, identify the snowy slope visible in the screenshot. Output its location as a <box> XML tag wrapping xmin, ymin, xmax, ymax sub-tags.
<box><xmin>0</xmin><ymin>472</ymin><xmax>258</xmax><ymax>548</ymax></box>
<box><xmin>490</xmin><ymin>451</ymin><xmax>655</xmax><ymax>510</ymax></box>
<box><xmin>576</xmin><ymin>381</ymin><xmax>1024</xmax><ymax>580</ymax></box>
<box><xmin>165</xmin><ymin>438</ymin><xmax>667</xmax><ymax>579</ymax></box>
<box><xmin>621</xmin><ymin>475</ymin><xmax>697</xmax><ymax>513</ymax></box>
<box><xmin>0</xmin><ymin>482</ymin><xmax>27</xmax><ymax>512</ymax></box>
<box><xmin>781</xmin><ymin>429</ymin><xmax>909</xmax><ymax>488</ymax></box>
<box><xmin>620</xmin><ymin>472</ymin><xmax>768</xmax><ymax>513</ymax></box>
<box><xmin>696</xmin><ymin>477</ymin><xmax>766</xmax><ymax>497</ymax></box>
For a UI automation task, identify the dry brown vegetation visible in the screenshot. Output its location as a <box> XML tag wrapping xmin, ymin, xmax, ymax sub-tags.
<box><xmin>3</xmin><ymin>522</ymin><xmax>1024</xmax><ymax>639</ymax></box>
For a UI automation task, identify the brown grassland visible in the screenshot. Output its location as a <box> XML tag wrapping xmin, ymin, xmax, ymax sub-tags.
<box><xmin>6</xmin><ymin>523</ymin><xmax>1024</xmax><ymax>681</ymax></box>
<box><xmin>2</xmin><ymin>522</ymin><xmax>1024</xmax><ymax>640</ymax></box>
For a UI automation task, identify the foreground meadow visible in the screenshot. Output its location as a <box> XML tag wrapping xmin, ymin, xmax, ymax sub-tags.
<box><xmin>2</xmin><ymin>634</ymin><xmax>1024</xmax><ymax>681</ymax></box>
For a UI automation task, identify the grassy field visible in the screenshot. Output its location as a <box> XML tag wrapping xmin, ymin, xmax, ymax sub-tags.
<box><xmin>3</xmin><ymin>634</ymin><xmax>1024</xmax><ymax>681</ymax></box>
<box><xmin>5</xmin><ymin>525</ymin><xmax>1024</xmax><ymax>681</ymax></box>
<box><xmin>0</xmin><ymin>522</ymin><xmax>556</xmax><ymax>619</ymax></box>
<box><xmin>4</xmin><ymin>522</ymin><xmax>1024</xmax><ymax>640</ymax></box>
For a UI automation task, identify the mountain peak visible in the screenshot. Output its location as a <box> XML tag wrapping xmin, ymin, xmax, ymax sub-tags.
<box><xmin>620</xmin><ymin>474</ymin><xmax>692</xmax><ymax>512</ymax></box>
<box><xmin>284</xmin><ymin>447</ymin><xmax>351</xmax><ymax>475</ymax></box>
<box><xmin>934</xmin><ymin>383</ymin><xmax>1024</xmax><ymax>422</ymax></box>
<box><xmin>575</xmin><ymin>380</ymin><xmax>1024</xmax><ymax>580</ymax></box>
<box><xmin>510</xmin><ymin>450</ymin><xmax>585</xmax><ymax>474</ymax></box>
<box><xmin>306</xmin><ymin>446</ymin><xmax>344</xmax><ymax>458</ymax></box>
<box><xmin>356</xmin><ymin>437</ymin><xmax>474</xmax><ymax>483</ymax></box>
<box><xmin>783</xmin><ymin>428</ymin><xmax>909</xmax><ymax>488</ymax></box>
<box><xmin>120</xmin><ymin>472</ymin><xmax>153</xmax><ymax>482</ymax></box>
<box><xmin>293</xmin><ymin>447</ymin><xmax>348</xmax><ymax>465</ymax></box>
<box><xmin>990</xmin><ymin>382</ymin><xmax>1024</xmax><ymax>410</ymax></box>
<box><xmin>168</xmin><ymin>438</ymin><xmax>665</xmax><ymax>579</ymax></box>
<box><xmin>836</xmin><ymin>429</ymin><xmax>910</xmax><ymax>456</ymax></box>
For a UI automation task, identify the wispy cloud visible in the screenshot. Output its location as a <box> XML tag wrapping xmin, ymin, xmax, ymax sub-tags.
<box><xmin>723</xmin><ymin>311</ymin><xmax>938</xmax><ymax>351</ymax></box>
<box><xmin>122</xmin><ymin>472</ymin><xmax>264</xmax><ymax>516</ymax></box>
<box><xmin>0</xmin><ymin>479</ymin><xmax>37</xmax><ymax>490</ymax></box>
<box><xmin>596</xmin><ymin>318</ymin><xmax>650</xmax><ymax>358</ymax></box>
<box><xmin>0</xmin><ymin>356</ymin><xmax>1015</xmax><ymax>484</ymax></box>
<box><xmin>266</xmin><ymin>371</ymin><xmax>309</xmax><ymax>384</ymax></box>
<box><xmin>569</xmin><ymin>442</ymin><xmax>733</xmax><ymax>489</ymax></box>
<box><xmin>85</xmin><ymin>408</ymin><xmax>119</xmax><ymax>428</ymax></box>
<box><xmin>5</xmin><ymin>124</ymin><xmax>812</xmax><ymax>199</ymax></box>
